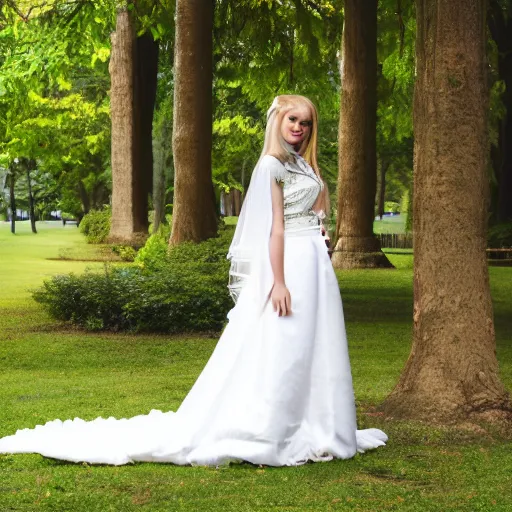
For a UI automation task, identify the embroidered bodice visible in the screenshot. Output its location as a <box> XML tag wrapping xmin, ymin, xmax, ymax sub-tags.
<box><xmin>264</xmin><ymin>154</ymin><xmax>324</xmax><ymax>233</ymax></box>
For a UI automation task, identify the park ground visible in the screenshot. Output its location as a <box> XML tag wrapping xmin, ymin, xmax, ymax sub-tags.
<box><xmin>0</xmin><ymin>221</ymin><xmax>511</xmax><ymax>511</ymax></box>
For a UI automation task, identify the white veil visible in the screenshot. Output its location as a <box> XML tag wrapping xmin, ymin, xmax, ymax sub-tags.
<box><xmin>227</xmin><ymin>98</ymin><xmax>291</xmax><ymax>308</ymax></box>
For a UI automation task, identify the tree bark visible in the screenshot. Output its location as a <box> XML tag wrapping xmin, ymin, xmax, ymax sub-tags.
<box><xmin>331</xmin><ymin>0</ymin><xmax>393</xmax><ymax>269</ymax></box>
<box><xmin>136</xmin><ymin>33</ymin><xmax>159</xmax><ymax>216</ymax></box>
<box><xmin>377</xmin><ymin>159</ymin><xmax>390</xmax><ymax>220</ymax></box>
<box><xmin>108</xmin><ymin>8</ymin><xmax>148</xmax><ymax>245</ymax></box>
<box><xmin>170</xmin><ymin>0</ymin><xmax>217</xmax><ymax>245</ymax></box>
<box><xmin>8</xmin><ymin>169</ymin><xmax>15</xmax><ymax>235</ymax></box>
<box><xmin>382</xmin><ymin>0</ymin><xmax>510</xmax><ymax>423</ymax></box>
<box><xmin>78</xmin><ymin>181</ymin><xmax>90</xmax><ymax>216</ymax></box>
<box><xmin>26</xmin><ymin>160</ymin><xmax>37</xmax><ymax>234</ymax></box>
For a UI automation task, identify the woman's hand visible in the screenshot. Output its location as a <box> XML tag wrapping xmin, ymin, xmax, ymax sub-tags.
<box><xmin>271</xmin><ymin>282</ymin><xmax>292</xmax><ymax>317</ymax></box>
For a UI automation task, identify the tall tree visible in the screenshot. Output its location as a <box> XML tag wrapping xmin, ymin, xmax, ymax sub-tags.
<box><xmin>108</xmin><ymin>7</ymin><xmax>150</xmax><ymax>244</ymax></box>
<box><xmin>382</xmin><ymin>0</ymin><xmax>510</xmax><ymax>422</ymax></box>
<box><xmin>7</xmin><ymin>165</ymin><xmax>16</xmax><ymax>234</ymax></box>
<box><xmin>488</xmin><ymin>0</ymin><xmax>512</xmax><ymax>223</ymax></box>
<box><xmin>331</xmin><ymin>0</ymin><xmax>392</xmax><ymax>269</ymax></box>
<box><xmin>136</xmin><ymin>32</ymin><xmax>159</xmax><ymax>216</ymax></box>
<box><xmin>25</xmin><ymin>159</ymin><xmax>37</xmax><ymax>234</ymax></box>
<box><xmin>170</xmin><ymin>0</ymin><xmax>217</xmax><ymax>244</ymax></box>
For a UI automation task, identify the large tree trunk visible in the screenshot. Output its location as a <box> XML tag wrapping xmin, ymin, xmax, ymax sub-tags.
<box><xmin>26</xmin><ymin>160</ymin><xmax>37</xmax><ymax>234</ymax></box>
<box><xmin>331</xmin><ymin>0</ymin><xmax>392</xmax><ymax>269</ymax></box>
<box><xmin>382</xmin><ymin>0</ymin><xmax>510</xmax><ymax>423</ymax></box>
<box><xmin>108</xmin><ymin>8</ymin><xmax>148</xmax><ymax>245</ymax></box>
<box><xmin>488</xmin><ymin>0</ymin><xmax>512</xmax><ymax>223</ymax></box>
<box><xmin>170</xmin><ymin>0</ymin><xmax>217</xmax><ymax>245</ymax></box>
<box><xmin>496</xmin><ymin>73</ymin><xmax>512</xmax><ymax>222</ymax></box>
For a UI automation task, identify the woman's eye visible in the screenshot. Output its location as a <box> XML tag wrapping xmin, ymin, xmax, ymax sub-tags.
<box><xmin>288</xmin><ymin>116</ymin><xmax>297</xmax><ymax>122</ymax></box>
<box><xmin>300</xmin><ymin>121</ymin><xmax>312</xmax><ymax>127</ymax></box>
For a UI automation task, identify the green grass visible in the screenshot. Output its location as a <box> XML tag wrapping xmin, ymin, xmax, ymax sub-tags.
<box><xmin>1</xmin><ymin>220</ymin><xmax>511</xmax><ymax>511</ymax></box>
<box><xmin>373</xmin><ymin>215</ymin><xmax>407</xmax><ymax>234</ymax></box>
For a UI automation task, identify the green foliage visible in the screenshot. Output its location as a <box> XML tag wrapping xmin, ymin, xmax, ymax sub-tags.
<box><xmin>34</xmin><ymin>225</ymin><xmax>235</xmax><ymax>333</ymax></box>
<box><xmin>134</xmin><ymin>229</ymin><xmax>170</xmax><ymax>271</ymax></box>
<box><xmin>33</xmin><ymin>260</ymin><xmax>232</xmax><ymax>333</ymax></box>
<box><xmin>399</xmin><ymin>190</ymin><xmax>409</xmax><ymax>215</ymax></box>
<box><xmin>384</xmin><ymin>201</ymin><xmax>400</xmax><ymax>213</ymax></box>
<box><xmin>488</xmin><ymin>222</ymin><xmax>512</xmax><ymax>248</ymax></box>
<box><xmin>136</xmin><ymin>223</ymin><xmax>234</xmax><ymax>271</ymax></box>
<box><xmin>79</xmin><ymin>207</ymin><xmax>111</xmax><ymax>244</ymax></box>
<box><xmin>111</xmin><ymin>244</ymin><xmax>138</xmax><ymax>261</ymax></box>
<box><xmin>0</xmin><ymin>2</ymin><xmax>114</xmax><ymax>221</ymax></box>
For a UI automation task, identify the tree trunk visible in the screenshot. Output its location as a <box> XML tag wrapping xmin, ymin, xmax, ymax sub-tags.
<box><xmin>232</xmin><ymin>188</ymin><xmax>242</xmax><ymax>216</ymax></box>
<box><xmin>170</xmin><ymin>0</ymin><xmax>217</xmax><ymax>245</ymax></box>
<box><xmin>496</xmin><ymin>86</ymin><xmax>512</xmax><ymax>222</ymax></box>
<box><xmin>26</xmin><ymin>160</ymin><xmax>37</xmax><ymax>234</ymax></box>
<box><xmin>78</xmin><ymin>181</ymin><xmax>90</xmax><ymax>215</ymax></box>
<box><xmin>377</xmin><ymin>159</ymin><xmax>390</xmax><ymax>220</ymax></box>
<box><xmin>382</xmin><ymin>0</ymin><xmax>510</xmax><ymax>423</ymax></box>
<box><xmin>108</xmin><ymin>8</ymin><xmax>148</xmax><ymax>245</ymax></box>
<box><xmin>136</xmin><ymin>33</ymin><xmax>159</xmax><ymax>217</ymax></box>
<box><xmin>331</xmin><ymin>0</ymin><xmax>393</xmax><ymax>269</ymax></box>
<box><xmin>153</xmin><ymin>111</ymin><xmax>172</xmax><ymax>233</ymax></box>
<box><xmin>8</xmin><ymin>169</ymin><xmax>15</xmax><ymax>235</ymax></box>
<box><xmin>488</xmin><ymin>1</ymin><xmax>512</xmax><ymax>223</ymax></box>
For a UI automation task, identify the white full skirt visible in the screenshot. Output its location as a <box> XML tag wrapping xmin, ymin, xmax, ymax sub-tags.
<box><xmin>0</xmin><ymin>233</ymin><xmax>387</xmax><ymax>466</ymax></box>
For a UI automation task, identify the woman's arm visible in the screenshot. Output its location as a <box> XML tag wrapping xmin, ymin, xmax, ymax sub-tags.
<box><xmin>269</xmin><ymin>178</ymin><xmax>291</xmax><ymax>316</ymax></box>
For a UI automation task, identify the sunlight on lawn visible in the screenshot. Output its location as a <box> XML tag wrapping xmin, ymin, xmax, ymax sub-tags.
<box><xmin>0</xmin><ymin>221</ymin><xmax>104</xmax><ymax>307</ymax></box>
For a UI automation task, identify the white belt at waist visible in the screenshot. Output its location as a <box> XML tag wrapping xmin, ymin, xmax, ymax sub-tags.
<box><xmin>284</xmin><ymin>224</ymin><xmax>322</xmax><ymax>237</ymax></box>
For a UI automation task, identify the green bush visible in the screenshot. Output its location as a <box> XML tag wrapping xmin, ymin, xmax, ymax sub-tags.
<box><xmin>111</xmin><ymin>244</ymin><xmax>138</xmax><ymax>262</ymax></box>
<box><xmin>33</xmin><ymin>262</ymin><xmax>232</xmax><ymax>333</ymax></box>
<box><xmin>79</xmin><ymin>207</ymin><xmax>111</xmax><ymax>244</ymax></box>
<box><xmin>33</xmin><ymin>225</ymin><xmax>236</xmax><ymax>333</ymax></box>
<box><xmin>134</xmin><ymin>226</ymin><xmax>171</xmax><ymax>271</ymax></box>
<box><xmin>488</xmin><ymin>222</ymin><xmax>512</xmax><ymax>248</ymax></box>
<box><xmin>384</xmin><ymin>201</ymin><xmax>400</xmax><ymax>213</ymax></box>
<box><xmin>135</xmin><ymin>223</ymin><xmax>234</xmax><ymax>271</ymax></box>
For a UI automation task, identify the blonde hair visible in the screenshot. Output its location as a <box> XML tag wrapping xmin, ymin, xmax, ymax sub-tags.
<box><xmin>263</xmin><ymin>94</ymin><xmax>328</xmax><ymax>214</ymax></box>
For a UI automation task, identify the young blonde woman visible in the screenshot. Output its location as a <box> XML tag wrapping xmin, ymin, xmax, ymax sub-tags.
<box><xmin>0</xmin><ymin>95</ymin><xmax>387</xmax><ymax>466</ymax></box>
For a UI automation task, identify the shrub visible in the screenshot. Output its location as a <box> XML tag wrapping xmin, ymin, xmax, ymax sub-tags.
<box><xmin>79</xmin><ymin>207</ymin><xmax>111</xmax><ymax>244</ymax></box>
<box><xmin>33</xmin><ymin>262</ymin><xmax>232</xmax><ymax>333</ymax></box>
<box><xmin>488</xmin><ymin>222</ymin><xmax>512</xmax><ymax>248</ymax></box>
<box><xmin>134</xmin><ymin>225</ymin><xmax>171</xmax><ymax>271</ymax></box>
<box><xmin>111</xmin><ymin>244</ymin><xmax>138</xmax><ymax>262</ymax></box>
<box><xmin>33</xmin><ymin>225</ymin><xmax>236</xmax><ymax>334</ymax></box>
<box><xmin>384</xmin><ymin>201</ymin><xmax>400</xmax><ymax>214</ymax></box>
<box><xmin>135</xmin><ymin>222</ymin><xmax>235</xmax><ymax>271</ymax></box>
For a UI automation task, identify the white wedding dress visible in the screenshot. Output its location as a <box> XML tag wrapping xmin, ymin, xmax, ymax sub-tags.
<box><xmin>0</xmin><ymin>154</ymin><xmax>387</xmax><ymax>466</ymax></box>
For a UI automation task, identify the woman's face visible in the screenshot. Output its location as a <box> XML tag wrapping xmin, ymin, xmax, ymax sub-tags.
<box><xmin>280</xmin><ymin>106</ymin><xmax>312</xmax><ymax>151</ymax></box>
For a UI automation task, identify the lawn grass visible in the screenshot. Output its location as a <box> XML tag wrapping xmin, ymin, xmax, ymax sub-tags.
<box><xmin>373</xmin><ymin>215</ymin><xmax>407</xmax><ymax>234</ymax></box>
<box><xmin>1</xmin><ymin>221</ymin><xmax>511</xmax><ymax>511</ymax></box>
